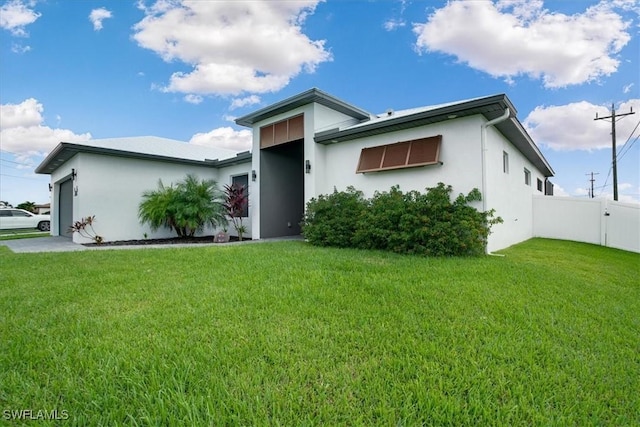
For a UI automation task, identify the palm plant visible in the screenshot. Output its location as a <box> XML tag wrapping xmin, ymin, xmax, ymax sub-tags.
<box><xmin>138</xmin><ymin>174</ymin><xmax>226</xmax><ymax>238</ymax></box>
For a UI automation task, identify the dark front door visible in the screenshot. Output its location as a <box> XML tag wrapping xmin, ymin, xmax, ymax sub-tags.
<box><xmin>58</xmin><ymin>179</ymin><xmax>73</xmax><ymax>238</ymax></box>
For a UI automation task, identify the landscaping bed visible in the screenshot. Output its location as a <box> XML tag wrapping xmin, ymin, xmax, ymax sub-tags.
<box><xmin>83</xmin><ymin>235</ymin><xmax>248</xmax><ymax>246</ymax></box>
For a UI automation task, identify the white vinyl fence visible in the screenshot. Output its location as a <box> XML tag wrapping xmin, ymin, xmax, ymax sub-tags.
<box><xmin>533</xmin><ymin>196</ymin><xmax>640</xmax><ymax>253</ymax></box>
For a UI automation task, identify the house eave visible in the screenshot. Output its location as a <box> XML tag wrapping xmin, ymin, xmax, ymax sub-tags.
<box><xmin>206</xmin><ymin>150</ymin><xmax>252</xmax><ymax>167</ymax></box>
<box><xmin>313</xmin><ymin>94</ymin><xmax>554</xmax><ymax>178</ymax></box>
<box><xmin>35</xmin><ymin>142</ymin><xmax>219</xmax><ymax>175</ymax></box>
<box><xmin>235</xmin><ymin>88</ymin><xmax>371</xmax><ymax>127</ymax></box>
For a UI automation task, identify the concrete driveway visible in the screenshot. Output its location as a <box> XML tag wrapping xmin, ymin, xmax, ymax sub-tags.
<box><xmin>0</xmin><ymin>236</ymin><xmax>88</xmax><ymax>253</ymax></box>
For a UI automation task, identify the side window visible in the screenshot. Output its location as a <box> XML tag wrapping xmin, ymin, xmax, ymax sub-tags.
<box><xmin>503</xmin><ymin>151</ymin><xmax>509</xmax><ymax>174</ymax></box>
<box><xmin>537</xmin><ymin>178</ymin><xmax>543</xmax><ymax>192</ymax></box>
<box><xmin>231</xmin><ymin>174</ymin><xmax>249</xmax><ymax>217</ymax></box>
<box><xmin>524</xmin><ymin>168</ymin><xmax>531</xmax><ymax>186</ymax></box>
<box><xmin>0</xmin><ymin>210</ymin><xmax>11</xmax><ymax>217</ymax></box>
<box><xmin>13</xmin><ymin>210</ymin><xmax>31</xmax><ymax>217</ymax></box>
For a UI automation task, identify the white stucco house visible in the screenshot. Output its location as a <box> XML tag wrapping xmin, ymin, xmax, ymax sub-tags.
<box><xmin>37</xmin><ymin>88</ymin><xmax>554</xmax><ymax>251</ymax></box>
<box><xmin>35</xmin><ymin>136</ymin><xmax>252</xmax><ymax>242</ymax></box>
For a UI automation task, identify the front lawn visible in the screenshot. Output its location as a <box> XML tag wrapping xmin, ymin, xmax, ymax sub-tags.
<box><xmin>1</xmin><ymin>239</ymin><xmax>638</xmax><ymax>425</ymax></box>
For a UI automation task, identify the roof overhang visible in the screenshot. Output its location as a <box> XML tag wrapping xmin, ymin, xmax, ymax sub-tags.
<box><xmin>235</xmin><ymin>88</ymin><xmax>371</xmax><ymax>127</ymax></box>
<box><xmin>35</xmin><ymin>142</ymin><xmax>241</xmax><ymax>175</ymax></box>
<box><xmin>206</xmin><ymin>150</ymin><xmax>252</xmax><ymax>167</ymax></box>
<box><xmin>314</xmin><ymin>94</ymin><xmax>554</xmax><ymax>177</ymax></box>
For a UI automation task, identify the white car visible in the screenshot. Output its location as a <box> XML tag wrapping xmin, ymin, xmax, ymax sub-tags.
<box><xmin>0</xmin><ymin>208</ymin><xmax>51</xmax><ymax>231</ymax></box>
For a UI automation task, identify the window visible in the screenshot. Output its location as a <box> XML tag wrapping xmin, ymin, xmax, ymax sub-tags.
<box><xmin>524</xmin><ymin>168</ymin><xmax>531</xmax><ymax>186</ymax></box>
<box><xmin>356</xmin><ymin>135</ymin><xmax>442</xmax><ymax>173</ymax></box>
<box><xmin>537</xmin><ymin>178</ymin><xmax>543</xmax><ymax>192</ymax></box>
<box><xmin>503</xmin><ymin>151</ymin><xmax>509</xmax><ymax>174</ymax></box>
<box><xmin>231</xmin><ymin>174</ymin><xmax>249</xmax><ymax>217</ymax></box>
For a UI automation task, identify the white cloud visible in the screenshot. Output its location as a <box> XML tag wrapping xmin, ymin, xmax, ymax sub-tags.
<box><xmin>574</xmin><ymin>187</ymin><xmax>590</xmax><ymax>197</ymax></box>
<box><xmin>184</xmin><ymin>94</ymin><xmax>203</xmax><ymax>104</ymax></box>
<box><xmin>230</xmin><ymin>95</ymin><xmax>261</xmax><ymax>110</ymax></box>
<box><xmin>89</xmin><ymin>8</ymin><xmax>113</xmax><ymax>31</ymax></box>
<box><xmin>0</xmin><ymin>0</ymin><xmax>40</xmax><ymax>37</ymax></box>
<box><xmin>552</xmin><ymin>184</ymin><xmax>569</xmax><ymax>197</ymax></box>
<box><xmin>11</xmin><ymin>42</ymin><xmax>31</xmax><ymax>53</ymax></box>
<box><xmin>623</xmin><ymin>83</ymin><xmax>635</xmax><ymax>94</ymax></box>
<box><xmin>0</xmin><ymin>99</ymin><xmax>91</xmax><ymax>158</ymax></box>
<box><xmin>384</xmin><ymin>19</ymin><xmax>406</xmax><ymax>31</ymax></box>
<box><xmin>132</xmin><ymin>1</ymin><xmax>331</xmax><ymax>96</ymax></box>
<box><xmin>413</xmin><ymin>0</ymin><xmax>632</xmax><ymax>88</ymax></box>
<box><xmin>190</xmin><ymin>127</ymin><xmax>252</xmax><ymax>151</ymax></box>
<box><xmin>524</xmin><ymin>99</ymin><xmax>640</xmax><ymax>151</ymax></box>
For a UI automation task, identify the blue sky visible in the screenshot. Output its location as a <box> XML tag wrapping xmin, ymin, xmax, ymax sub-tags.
<box><xmin>1</xmin><ymin>0</ymin><xmax>639</xmax><ymax>206</ymax></box>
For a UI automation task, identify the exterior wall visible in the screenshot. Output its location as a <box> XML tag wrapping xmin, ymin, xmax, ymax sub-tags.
<box><xmin>317</xmin><ymin>116</ymin><xmax>551</xmax><ymax>253</ymax></box>
<box><xmin>250</xmin><ymin>104</ymin><xmax>313</xmax><ymax>239</ymax></box>
<box><xmin>50</xmin><ymin>156</ymin><xmax>81</xmax><ymax>237</ymax></box>
<box><xmin>249</xmin><ymin>102</ymin><xmax>367</xmax><ymax>239</ymax></box>
<box><xmin>218</xmin><ymin>162</ymin><xmax>253</xmax><ymax>238</ymax></box>
<box><xmin>533</xmin><ymin>196</ymin><xmax>640</xmax><ymax>253</ymax></box>
<box><xmin>484</xmin><ymin>125</ymin><xmax>547</xmax><ymax>252</ymax></box>
<box><xmin>52</xmin><ymin>153</ymin><xmax>223</xmax><ymax>243</ymax></box>
<box><xmin>319</xmin><ymin>116</ymin><xmax>485</xmax><ymax>199</ymax></box>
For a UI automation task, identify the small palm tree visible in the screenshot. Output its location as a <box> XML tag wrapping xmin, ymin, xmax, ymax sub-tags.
<box><xmin>139</xmin><ymin>174</ymin><xmax>226</xmax><ymax>238</ymax></box>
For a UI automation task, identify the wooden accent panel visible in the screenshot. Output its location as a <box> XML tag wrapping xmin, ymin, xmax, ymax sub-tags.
<box><xmin>260</xmin><ymin>126</ymin><xmax>274</xmax><ymax>148</ymax></box>
<box><xmin>382</xmin><ymin>141</ymin><xmax>410</xmax><ymax>168</ymax></box>
<box><xmin>356</xmin><ymin>135</ymin><xmax>442</xmax><ymax>173</ymax></box>
<box><xmin>289</xmin><ymin>115</ymin><xmax>304</xmax><ymax>140</ymax></box>
<box><xmin>274</xmin><ymin>121</ymin><xmax>288</xmax><ymax>145</ymax></box>
<box><xmin>357</xmin><ymin>146</ymin><xmax>386</xmax><ymax>172</ymax></box>
<box><xmin>260</xmin><ymin>114</ymin><xmax>305</xmax><ymax>149</ymax></box>
<box><xmin>407</xmin><ymin>136</ymin><xmax>441</xmax><ymax>165</ymax></box>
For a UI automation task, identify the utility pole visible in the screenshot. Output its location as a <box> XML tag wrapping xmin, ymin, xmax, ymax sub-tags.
<box><xmin>595</xmin><ymin>104</ymin><xmax>635</xmax><ymax>201</ymax></box>
<box><xmin>586</xmin><ymin>172</ymin><xmax>599</xmax><ymax>198</ymax></box>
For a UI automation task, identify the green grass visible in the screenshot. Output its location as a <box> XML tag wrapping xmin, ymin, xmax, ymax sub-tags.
<box><xmin>1</xmin><ymin>239</ymin><xmax>638</xmax><ymax>425</ymax></box>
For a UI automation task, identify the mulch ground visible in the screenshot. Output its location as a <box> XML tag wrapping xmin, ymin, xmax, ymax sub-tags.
<box><xmin>84</xmin><ymin>235</ymin><xmax>248</xmax><ymax>247</ymax></box>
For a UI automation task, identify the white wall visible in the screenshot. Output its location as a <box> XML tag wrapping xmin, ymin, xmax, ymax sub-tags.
<box><xmin>218</xmin><ymin>162</ymin><xmax>253</xmax><ymax>238</ymax></box>
<box><xmin>606</xmin><ymin>201</ymin><xmax>640</xmax><ymax>253</ymax></box>
<box><xmin>484</xmin><ymin>125</ymin><xmax>546</xmax><ymax>252</ymax></box>
<box><xmin>320</xmin><ymin>116</ymin><xmax>485</xmax><ymax>199</ymax></box>
<box><xmin>533</xmin><ymin>196</ymin><xmax>640</xmax><ymax>253</ymax></box>
<box><xmin>54</xmin><ymin>154</ymin><xmax>225</xmax><ymax>243</ymax></box>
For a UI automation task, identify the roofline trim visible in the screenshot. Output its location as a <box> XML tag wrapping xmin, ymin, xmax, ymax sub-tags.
<box><xmin>35</xmin><ymin>142</ymin><xmax>244</xmax><ymax>174</ymax></box>
<box><xmin>235</xmin><ymin>88</ymin><xmax>371</xmax><ymax>127</ymax></box>
<box><xmin>314</xmin><ymin>94</ymin><xmax>512</xmax><ymax>143</ymax></box>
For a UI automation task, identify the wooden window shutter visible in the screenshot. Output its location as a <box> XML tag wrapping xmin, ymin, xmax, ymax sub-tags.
<box><xmin>356</xmin><ymin>135</ymin><xmax>442</xmax><ymax>173</ymax></box>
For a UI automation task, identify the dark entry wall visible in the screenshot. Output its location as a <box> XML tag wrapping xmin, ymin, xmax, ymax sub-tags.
<box><xmin>260</xmin><ymin>140</ymin><xmax>304</xmax><ymax>238</ymax></box>
<box><xmin>58</xmin><ymin>179</ymin><xmax>73</xmax><ymax>238</ymax></box>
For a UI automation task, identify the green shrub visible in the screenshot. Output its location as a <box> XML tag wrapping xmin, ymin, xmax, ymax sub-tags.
<box><xmin>301</xmin><ymin>186</ymin><xmax>368</xmax><ymax>247</ymax></box>
<box><xmin>304</xmin><ymin>183</ymin><xmax>501</xmax><ymax>256</ymax></box>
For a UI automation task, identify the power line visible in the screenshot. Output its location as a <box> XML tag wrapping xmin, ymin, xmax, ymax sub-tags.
<box><xmin>594</xmin><ymin>104</ymin><xmax>635</xmax><ymax>201</ymax></box>
<box><xmin>0</xmin><ymin>173</ymin><xmax>42</xmax><ymax>181</ymax></box>
<box><xmin>618</xmin><ymin>135</ymin><xmax>639</xmax><ymax>162</ymax></box>
<box><xmin>0</xmin><ymin>158</ymin><xmax>26</xmax><ymax>165</ymax></box>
